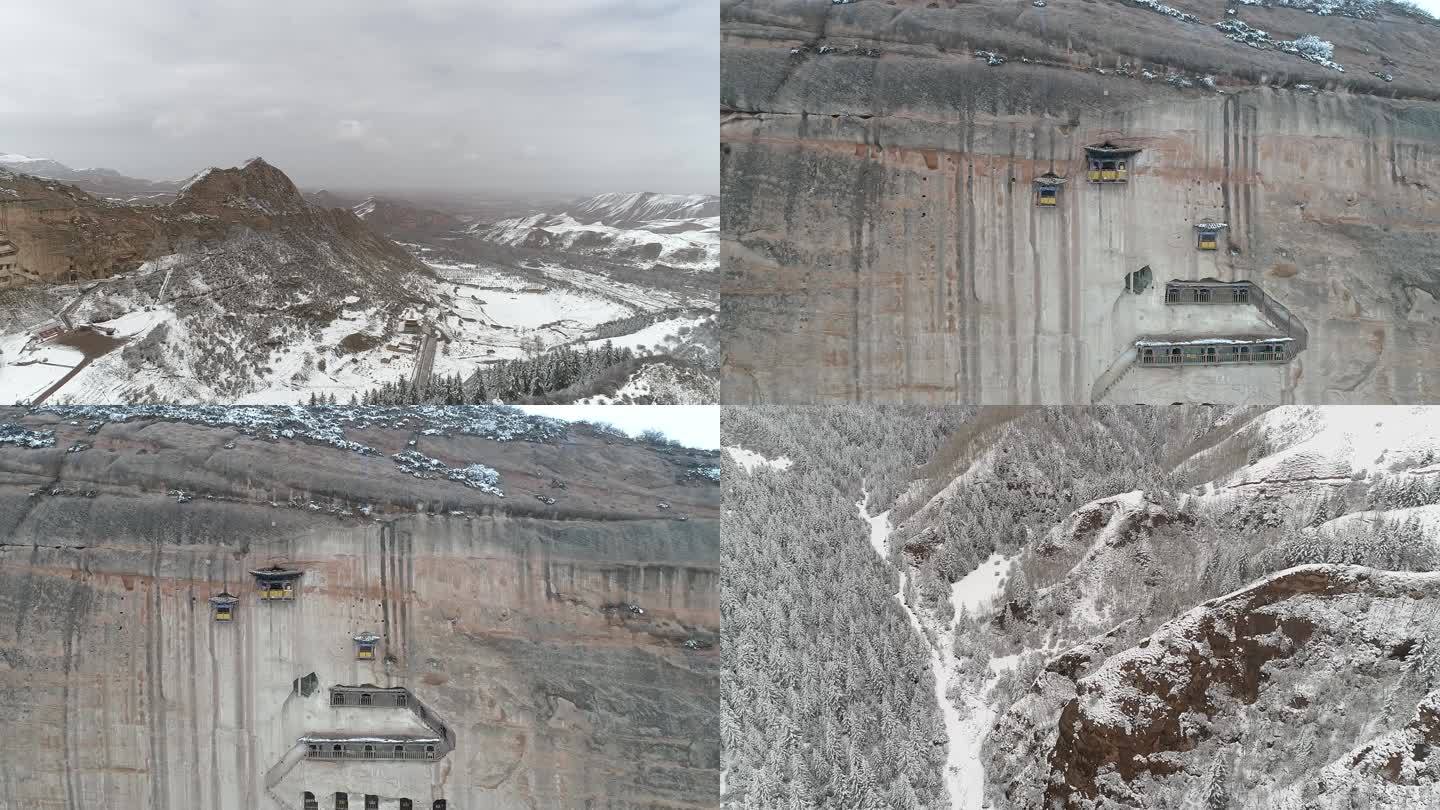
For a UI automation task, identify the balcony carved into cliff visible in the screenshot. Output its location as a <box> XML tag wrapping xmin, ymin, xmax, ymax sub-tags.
<box><xmin>1091</xmin><ymin>278</ymin><xmax>1309</xmax><ymax>402</ymax></box>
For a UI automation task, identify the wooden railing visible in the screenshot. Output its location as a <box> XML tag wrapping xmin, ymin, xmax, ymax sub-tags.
<box><xmin>1136</xmin><ymin>344</ymin><xmax>1290</xmax><ymax>366</ymax></box>
<box><xmin>1161</xmin><ymin>281</ymin><xmax>1308</xmax><ymax>351</ymax></box>
<box><xmin>304</xmin><ymin>748</ymin><xmax>437</xmax><ymax>762</ymax></box>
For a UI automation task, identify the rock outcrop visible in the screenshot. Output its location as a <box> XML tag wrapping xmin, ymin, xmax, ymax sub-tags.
<box><xmin>0</xmin><ymin>157</ymin><xmax>427</xmax><ymax>290</ymax></box>
<box><xmin>1036</xmin><ymin>565</ymin><xmax>1440</xmax><ymax>808</ymax></box>
<box><xmin>0</xmin><ymin>407</ymin><xmax>720</xmax><ymax>809</ymax></box>
<box><xmin>720</xmin><ymin>0</ymin><xmax>1440</xmax><ymax>404</ymax></box>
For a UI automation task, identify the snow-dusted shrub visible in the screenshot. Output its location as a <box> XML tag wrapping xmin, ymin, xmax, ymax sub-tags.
<box><xmin>0</xmin><ymin>423</ymin><xmax>55</xmax><ymax>448</ymax></box>
<box><xmin>1215</xmin><ymin>19</ymin><xmax>1346</xmax><ymax>71</ymax></box>
<box><xmin>1290</xmin><ymin>34</ymin><xmax>1334</xmax><ymax>60</ymax></box>
<box><xmin>1127</xmin><ymin>0</ymin><xmax>1202</xmax><ymax>22</ymax></box>
<box><xmin>33</xmin><ymin>405</ymin><xmax>566</xmax><ymax>456</ymax></box>
<box><xmin>391</xmin><ymin>450</ymin><xmax>504</xmax><ymax>496</ymax></box>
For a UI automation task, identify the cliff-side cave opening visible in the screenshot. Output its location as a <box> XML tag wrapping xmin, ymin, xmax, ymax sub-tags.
<box><xmin>1125</xmin><ymin>266</ymin><xmax>1153</xmax><ymax>294</ymax></box>
<box><xmin>293</xmin><ymin>672</ymin><xmax>318</xmax><ymax>696</ymax></box>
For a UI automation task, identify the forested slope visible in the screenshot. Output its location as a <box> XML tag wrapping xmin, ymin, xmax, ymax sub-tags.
<box><xmin>723</xmin><ymin>406</ymin><xmax>1440</xmax><ymax>808</ymax></box>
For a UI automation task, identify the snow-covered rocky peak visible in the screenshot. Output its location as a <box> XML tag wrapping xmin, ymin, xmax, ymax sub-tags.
<box><xmin>1041</xmin><ymin>490</ymin><xmax>1176</xmax><ymax>556</ymax></box>
<box><xmin>174</xmin><ymin>156</ymin><xmax>307</xmax><ymax>214</ymax></box>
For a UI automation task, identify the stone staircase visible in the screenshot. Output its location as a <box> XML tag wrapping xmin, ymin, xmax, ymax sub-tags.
<box><xmin>1090</xmin><ymin>348</ymin><xmax>1137</xmax><ymax>404</ymax></box>
<box><xmin>263</xmin><ymin>741</ymin><xmax>309</xmax><ymax>810</ymax></box>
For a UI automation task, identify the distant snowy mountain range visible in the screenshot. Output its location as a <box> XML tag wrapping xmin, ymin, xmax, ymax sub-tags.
<box><xmin>0</xmin><ymin>152</ymin><xmax>179</xmax><ymax>200</ymax></box>
<box><xmin>563</xmin><ymin>191</ymin><xmax>718</xmax><ymax>225</ymax></box>
<box><xmin>469</xmin><ymin>191</ymin><xmax>719</xmax><ymax>271</ymax></box>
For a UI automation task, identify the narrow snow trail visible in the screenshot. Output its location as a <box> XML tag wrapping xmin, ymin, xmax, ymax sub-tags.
<box><xmin>157</xmin><ymin>259</ymin><xmax>176</xmax><ymax>302</ymax></box>
<box><xmin>941</xmin><ymin>553</ymin><xmax>1012</xmax><ymax>810</ymax></box>
<box><xmin>857</xmin><ymin>491</ymin><xmax>967</xmax><ymax>808</ymax></box>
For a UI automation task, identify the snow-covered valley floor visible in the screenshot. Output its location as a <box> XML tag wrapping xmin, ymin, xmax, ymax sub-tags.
<box><xmin>0</xmin><ymin>254</ymin><xmax>715</xmax><ymax>404</ymax></box>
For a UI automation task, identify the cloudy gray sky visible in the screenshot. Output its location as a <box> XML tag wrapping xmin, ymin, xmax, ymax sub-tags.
<box><xmin>0</xmin><ymin>0</ymin><xmax>716</xmax><ymax>195</ymax></box>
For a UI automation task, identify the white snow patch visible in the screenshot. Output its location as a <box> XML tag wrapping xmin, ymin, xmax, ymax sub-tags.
<box><xmin>0</xmin><ymin>336</ymin><xmax>83</xmax><ymax>404</ymax></box>
<box><xmin>1230</xmin><ymin>406</ymin><xmax>1440</xmax><ymax>489</ymax></box>
<box><xmin>952</xmin><ymin>553</ymin><xmax>1013</xmax><ymax>616</ymax></box>
<box><xmin>93</xmin><ymin>306</ymin><xmax>174</xmax><ymax>338</ymax></box>
<box><xmin>585</xmin><ymin>315</ymin><xmax>708</xmax><ymax>355</ymax></box>
<box><xmin>725</xmin><ymin>446</ymin><xmax>793</xmax><ymax>473</ymax></box>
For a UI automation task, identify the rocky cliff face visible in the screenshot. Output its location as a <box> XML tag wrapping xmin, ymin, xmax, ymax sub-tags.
<box><xmin>720</xmin><ymin>0</ymin><xmax>1440</xmax><ymax>404</ymax></box>
<box><xmin>0</xmin><ymin>170</ymin><xmax>174</xmax><ymax>287</ymax></box>
<box><xmin>0</xmin><ymin>407</ymin><xmax>720</xmax><ymax>809</ymax></box>
<box><xmin>1034</xmin><ymin>564</ymin><xmax>1440</xmax><ymax>809</ymax></box>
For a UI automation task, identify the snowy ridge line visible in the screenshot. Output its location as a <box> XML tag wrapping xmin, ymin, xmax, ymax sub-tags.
<box><xmin>1084</xmin><ymin>563</ymin><xmax>1439</xmax><ymax>701</ymax></box>
<box><xmin>24</xmin><ymin>406</ymin><xmax>565</xmax><ymax>498</ymax></box>
<box><xmin>1072</xmin><ymin>563</ymin><xmax>1440</xmax><ymax>740</ymax></box>
<box><xmin>1194</xmin><ymin>562</ymin><xmax>1440</xmax><ymax>616</ymax></box>
<box><xmin>1234</xmin><ymin>0</ymin><xmax>1433</xmax><ymax>20</ymax></box>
